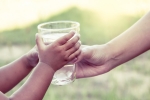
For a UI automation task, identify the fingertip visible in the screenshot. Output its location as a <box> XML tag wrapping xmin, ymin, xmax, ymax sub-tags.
<box><xmin>77</xmin><ymin>35</ymin><xmax>80</xmax><ymax>40</ymax></box>
<box><xmin>70</xmin><ymin>30</ymin><xmax>76</xmax><ymax>35</ymax></box>
<box><xmin>73</xmin><ymin>34</ymin><xmax>80</xmax><ymax>40</ymax></box>
<box><xmin>74</xmin><ymin>32</ymin><xmax>80</xmax><ymax>38</ymax></box>
<box><xmin>35</xmin><ymin>33</ymin><xmax>39</xmax><ymax>43</ymax></box>
<box><xmin>70</xmin><ymin>30</ymin><xmax>80</xmax><ymax>38</ymax></box>
<box><xmin>57</xmin><ymin>31</ymin><xmax>76</xmax><ymax>45</ymax></box>
<box><xmin>73</xmin><ymin>35</ymin><xmax>80</xmax><ymax>42</ymax></box>
<box><xmin>79</xmin><ymin>40</ymin><xmax>82</xmax><ymax>45</ymax></box>
<box><xmin>78</xmin><ymin>33</ymin><xmax>81</xmax><ymax>37</ymax></box>
<box><xmin>75</xmin><ymin>56</ymin><xmax>81</xmax><ymax>63</ymax></box>
<box><xmin>76</xmin><ymin>51</ymin><xmax>83</xmax><ymax>62</ymax></box>
<box><xmin>36</xmin><ymin>33</ymin><xmax>41</xmax><ymax>41</ymax></box>
<box><xmin>69</xmin><ymin>58</ymin><xmax>78</xmax><ymax>64</ymax></box>
<box><xmin>35</xmin><ymin>33</ymin><xmax>45</xmax><ymax>51</ymax></box>
<box><xmin>35</xmin><ymin>33</ymin><xmax>38</xmax><ymax>36</ymax></box>
<box><xmin>35</xmin><ymin>33</ymin><xmax>39</xmax><ymax>38</ymax></box>
<box><xmin>69</xmin><ymin>30</ymin><xmax>76</xmax><ymax>38</ymax></box>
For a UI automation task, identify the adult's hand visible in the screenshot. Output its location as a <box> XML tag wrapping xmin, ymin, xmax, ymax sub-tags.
<box><xmin>76</xmin><ymin>44</ymin><xmax>115</xmax><ymax>78</ymax></box>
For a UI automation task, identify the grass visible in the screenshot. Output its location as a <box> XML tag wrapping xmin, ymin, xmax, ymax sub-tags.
<box><xmin>0</xmin><ymin>7</ymin><xmax>150</xmax><ymax>100</ymax></box>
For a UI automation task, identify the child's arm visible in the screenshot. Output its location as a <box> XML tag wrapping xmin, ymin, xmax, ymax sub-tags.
<box><xmin>0</xmin><ymin>31</ymin><xmax>81</xmax><ymax>100</ymax></box>
<box><xmin>0</xmin><ymin>48</ymin><xmax>38</xmax><ymax>93</ymax></box>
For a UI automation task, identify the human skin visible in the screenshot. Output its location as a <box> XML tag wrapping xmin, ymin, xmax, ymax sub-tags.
<box><xmin>0</xmin><ymin>46</ymin><xmax>38</xmax><ymax>93</ymax></box>
<box><xmin>76</xmin><ymin>11</ymin><xmax>150</xmax><ymax>78</ymax></box>
<box><xmin>0</xmin><ymin>31</ymin><xmax>81</xmax><ymax>100</ymax></box>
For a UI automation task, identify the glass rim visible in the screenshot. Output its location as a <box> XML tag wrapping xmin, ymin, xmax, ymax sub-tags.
<box><xmin>37</xmin><ymin>21</ymin><xmax>80</xmax><ymax>31</ymax></box>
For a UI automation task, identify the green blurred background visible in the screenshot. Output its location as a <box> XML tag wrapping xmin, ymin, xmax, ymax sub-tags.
<box><xmin>0</xmin><ymin>0</ymin><xmax>150</xmax><ymax>100</ymax></box>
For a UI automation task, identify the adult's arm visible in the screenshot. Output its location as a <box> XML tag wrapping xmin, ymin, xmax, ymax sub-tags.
<box><xmin>76</xmin><ymin>11</ymin><xmax>150</xmax><ymax>78</ymax></box>
<box><xmin>107</xmin><ymin>11</ymin><xmax>150</xmax><ymax>67</ymax></box>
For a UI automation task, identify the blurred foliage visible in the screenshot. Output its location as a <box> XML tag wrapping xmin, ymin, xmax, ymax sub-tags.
<box><xmin>0</xmin><ymin>7</ymin><xmax>141</xmax><ymax>46</ymax></box>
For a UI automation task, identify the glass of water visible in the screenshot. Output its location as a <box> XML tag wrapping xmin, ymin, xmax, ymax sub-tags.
<box><xmin>37</xmin><ymin>21</ymin><xmax>80</xmax><ymax>85</ymax></box>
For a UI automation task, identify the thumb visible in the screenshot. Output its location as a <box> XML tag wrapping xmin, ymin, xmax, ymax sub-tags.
<box><xmin>76</xmin><ymin>45</ymin><xmax>92</xmax><ymax>62</ymax></box>
<box><xmin>35</xmin><ymin>33</ymin><xmax>45</xmax><ymax>51</ymax></box>
<box><xmin>75</xmin><ymin>51</ymin><xmax>83</xmax><ymax>62</ymax></box>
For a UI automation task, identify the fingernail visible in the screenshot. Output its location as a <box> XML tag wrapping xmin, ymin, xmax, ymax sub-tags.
<box><xmin>76</xmin><ymin>35</ymin><xmax>80</xmax><ymax>39</ymax></box>
<box><xmin>35</xmin><ymin>33</ymin><xmax>38</xmax><ymax>37</ymax></box>
<box><xmin>70</xmin><ymin>30</ymin><xmax>76</xmax><ymax>34</ymax></box>
<box><xmin>79</xmin><ymin>40</ymin><xmax>82</xmax><ymax>44</ymax></box>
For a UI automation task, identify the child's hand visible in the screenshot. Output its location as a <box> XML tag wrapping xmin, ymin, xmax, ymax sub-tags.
<box><xmin>36</xmin><ymin>32</ymin><xmax>81</xmax><ymax>72</ymax></box>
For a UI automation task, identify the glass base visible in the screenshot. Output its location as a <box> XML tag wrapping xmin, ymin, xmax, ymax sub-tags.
<box><xmin>51</xmin><ymin>64</ymin><xmax>76</xmax><ymax>85</ymax></box>
<box><xmin>51</xmin><ymin>78</ymin><xmax>75</xmax><ymax>85</ymax></box>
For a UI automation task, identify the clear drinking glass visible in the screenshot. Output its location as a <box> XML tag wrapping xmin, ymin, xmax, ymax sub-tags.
<box><xmin>37</xmin><ymin>21</ymin><xmax>80</xmax><ymax>85</ymax></box>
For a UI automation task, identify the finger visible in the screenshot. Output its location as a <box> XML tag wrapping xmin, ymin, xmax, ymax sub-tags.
<box><xmin>66</xmin><ymin>42</ymin><xmax>81</xmax><ymax>56</ymax></box>
<box><xmin>56</xmin><ymin>31</ymin><xmax>75</xmax><ymax>45</ymax></box>
<box><xmin>34</xmin><ymin>45</ymin><xmax>38</xmax><ymax>52</ymax></box>
<box><xmin>31</xmin><ymin>46</ymin><xmax>39</xmax><ymax>57</ymax></box>
<box><xmin>78</xmin><ymin>40</ymin><xmax>82</xmax><ymax>44</ymax></box>
<box><xmin>68</xmin><ymin>49</ymin><xmax>81</xmax><ymax>61</ymax></box>
<box><xmin>75</xmin><ymin>50</ymin><xmax>83</xmax><ymax>62</ymax></box>
<box><xmin>36</xmin><ymin>33</ymin><xmax>45</xmax><ymax>51</ymax></box>
<box><xmin>75</xmin><ymin>46</ymin><xmax>89</xmax><ymax>62</ymax></box>
<box><xmin>76</xmin><ymin>33</ymin><xmax>80</xmax><ymax>37</ymax></box>
<box><xmin>69</xmin><ymin>58</ymin><xmax>78</xmax><ymax>64</ymax></box>
<box><xmin>64</xmin><ymin>35</ymin><xmax>80</xmax><ymax>50</ymax></box>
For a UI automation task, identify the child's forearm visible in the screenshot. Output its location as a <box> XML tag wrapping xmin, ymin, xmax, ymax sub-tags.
<box><xmin>9</xmin><ymin>62</ymin><xmax>54</xmax><ymax>100</ymax></box>
<box><xmin>0</xmin><ymin>55</ymin><xmax>33</xmax><ymax>93</ymax></box>
<box><xmin>106</xmin><ymin>11</ymin><xmax>150</xmax><ymax>67</ymax></box>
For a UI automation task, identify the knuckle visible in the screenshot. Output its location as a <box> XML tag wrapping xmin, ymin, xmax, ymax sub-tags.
<box><xmin>64</xmin><ymin>56</ymin><xmax>69</xmax><ymax>61</ymax></box>
<box><xmin>59</xmin><ymin>50</ymin><xmax>66</xmax><ymax>58</ymax></box>
<box><xmin>60</xmin><ymin>51</ymin><xmax>65</xmax><ymax>56</ymax></box>
<box><xmin>67</xmin><ymin>56</ymin><xmax>72</xmax><ymax>61</ymax></box>
<box><xmin>55</xmin><ymin>47</ymin><xmax>62</xmax><ymax>53</ymax></box>
<box><xmin>71</xmin><ymin>40</ymin><xmax>77</xmax><ymax>45</ymax></box>
<box><xmin>74</xmin><ymin>46</ymin><xmax>78</xmax><ymax>50</ymax></box>
<box><xmin>69</xmin><ymin>55</ymin><xmax>75</xmax><ymax>61</ymax></box>
<box><xmin>77</xmin><ymin>50</ymin><xmax>81</xmax><ymax>56</ymax></box>
<box><xmin>51</xmin><ymin>43</ymin><xmax>58</xmax><ymax>48</ymax></box>
<box><xmin>64</xmin><ymin>37</ymin><xmax>69</xmax><ymax>41</ymax></box>
<box><xmin>70</xmin><ymin>37</ymin><xmax>78</xmax><ymax>45</ymax></box>
<box><xmin>51</xmin><ymin>44</ymin><xmax>56</xmax><ymax>48</ymax></box>
<box><xmin>74</xmin><ymin>50</ymin><xmax>81</xmax><ymax>56</ymax></box>
<box><xmin>64</xmin><ymin>53</ymin><xmax>71</xmax><ymax>61</ymax></box>
<box><xmin>61</xmin><ymin>36</ymin><xmax>69</xmax><ymax>43</ymax></box>
<box><xmin>51</xmin><ymin>45</ymin><xmax>61</xmax><ymax>53</ymax></box>
<box><xmin>74</xmin><ymin>43</ymin><xmax>80</xmax><ymax>50</ymax></box>
<box><xmin>74</xmin><ymin>53</ymin><xmax>78</xmax><ymax>57</ymax></box>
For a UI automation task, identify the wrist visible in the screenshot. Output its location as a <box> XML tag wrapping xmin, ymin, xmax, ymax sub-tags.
<box><xmin>105</xmin><ymin>41</ymin><xmax>125</xmax><ymax>60</ymax></box>
<box><xmin>38</xmin><ymin>62</ymin><xmax>56</xmax><ymax>73</ymax></box>
<box><xmin>92</xmin><ymin>44</ymin><xmax>114</xmax><ymax>61</ymax></box>
<box><xmin>104</xmin><ymin>42</ymin><xmax>125</xmax><ymax>68</ymax></box>
<box><xmin>22</xmin><ymin>55</ymin><xmax>34</xmax><ymax>69</ymax></box>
